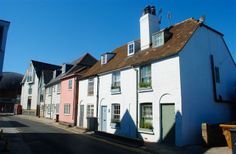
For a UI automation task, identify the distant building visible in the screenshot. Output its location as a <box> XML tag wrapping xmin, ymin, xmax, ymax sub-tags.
<box><xmin>21</xmin><ymin>60</ymin><xmax>60</xmax><ymax>116</ymax></box>
<box><xmin>0</xmin><ymin>20</ymin><xmax>10</xmax><ymax>74</ymax></box>
<box><xmin>0</xmin><ymin>72</ymin><xmax>23</xmax><ymax>113</ymax></box>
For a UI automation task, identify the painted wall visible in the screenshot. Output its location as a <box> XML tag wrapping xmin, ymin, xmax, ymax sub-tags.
<box><xmin>179</xmin><ymin>26</ymin><xmax>236</xmax><ymax>146</ymax></box>
<box><xmin>59</xmin><ymin>78</ymin><xmax>75</xmax><ymax>124</ymax></box>
<box><xmin>79</xmin><ymin>56</ymin><xmax>182</xmax><ymax>142</ymax></box>
<box><xmin>20</xmin><ymin>63</ymin><xmax>39</xmax><ymax>115</ymax></box>
<box><xmin>77</xmin><ymin>77</ymin><xmax>97</xmax><ymax>128</ymax></box>
<box><xmin>44</xmin><ymin>84</ymin><xmax>61</xmax><ymax>119</ymax></box>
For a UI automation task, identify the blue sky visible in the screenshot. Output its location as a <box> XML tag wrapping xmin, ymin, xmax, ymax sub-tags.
<box><xmin>0</xmin><ymin>0</ymin><xmax>235</xmax><ymax>74</ymax></box>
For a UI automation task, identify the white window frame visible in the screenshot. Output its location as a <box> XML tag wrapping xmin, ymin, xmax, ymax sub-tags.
<box><xmin>127</xmin><ymin>42</ymin><xmax>135</xmax><ymax>56</ymax></box>
<box><xmin>111</xmin><ymin>71</ymin><xmax>121</xmax><ymax>92</ymax></box>
<box><xmin>111</xmin><ymin>104</ymin><xmax>120</xmax><ymax>123</ymax></box>
<box><xmin>48</xmin><ymin>87</ymin><xmax>52</xmax><ymax>95</ymax></box>
<box><xmin>139</xmin><ymin>103</ymin><xmax>153</xmax><ymax>131</ymax></box>
<box><xmin>64</xmin><ymin>104</ymin><xmax>70</xmax><ymax>115</ymax></box>
<box><xmin>101</xmin><ymin>54</ymin><xmax>107</xmax><ymax>64</ymax></box>
<box><xmin>27</xmin><ymin>65</ymin><xmax>34</xmax><ymax>83</ymax></box>
<box><xmin>57</xmin><ymin>83</ymin><xmax>61</xmax><ymax>93</ymax></box>
<box><xmin>87</xmin><ymin>104</ymin><xmax>94</xmax><ymax>117</ymax></box>
<box><xmin>88</xmin><ymin>78</ymin><xmax>94</xmax><ymax>96</ymax></box>
<box><xmin>68</xmin><ymin>79</ymin><xmax>73</xmax><ymax>90</ymax></box>
<box><xmin>152</xmin><ymin>31</ymin><xmax>164</xmax><ymax>48</ymax></box>
<box><xmin>139</xmin><ymin>64</ymin><xmax>152</xmax><ymax>88</ymax></box>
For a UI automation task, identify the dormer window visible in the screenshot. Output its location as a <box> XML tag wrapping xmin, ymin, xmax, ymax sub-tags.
<box><xmin>128</xmin><ymin>42</ymin><xmax>135</xmax><ymax>56</ymax></box>
<box><xmin>101</xmin><ymin>55</ymin><xmax>107</xmax><ymax>65</ymax></box>
<box><xmin>152</xmin><ymin>31</ymin><xmax>164</xmax><ymax>48</ymax></box>
<box><xmin>127</xmin><ymin>41</ymin><xmax>140</xmax><ymax>56</ymax></box>
<box><xmin>101</xmin><ymin>53</ymin><xmax>115</xmax><ymax>65</ymax></box>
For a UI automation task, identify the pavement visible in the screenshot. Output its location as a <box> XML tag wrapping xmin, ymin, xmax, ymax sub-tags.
<box><xmin>0</xmin><ymin>114</ymin><xmax>233</xmax><ymax>154</ymax></box>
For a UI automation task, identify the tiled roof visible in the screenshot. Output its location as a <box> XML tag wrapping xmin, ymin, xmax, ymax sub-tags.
<box><xmin>31</xmin><ymin>60</ymin><xmax>61</xmax><ymax>78</ymax></box>
<box><xmin>82</xmin><ymin>18</ymin><xmax>200</xmax><ymax>78</ymax></box>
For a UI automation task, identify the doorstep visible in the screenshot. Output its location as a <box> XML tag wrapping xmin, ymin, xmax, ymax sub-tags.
<box><xmin>94</xmin><ymin>131</ymin><xmax>144</xmax><ymax>147</ymax></box>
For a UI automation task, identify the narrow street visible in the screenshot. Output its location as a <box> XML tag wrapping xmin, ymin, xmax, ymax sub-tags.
<box><xmin>0</xmin><ymin>115</ymin><xmax>145</xmax><ymax>154</ymax></box>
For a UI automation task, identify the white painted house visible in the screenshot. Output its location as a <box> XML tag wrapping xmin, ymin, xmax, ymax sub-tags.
<box><xmin>77</xmin><ymin>6</ymin><xmax>236</xmax><ymax>146</ymax></box>
<box><xmin>44</xmin><ymin>69</ymin><xmax>62</xmax><ymax>119</ymax></box>
<box><xmin>21</xmin><ymin>60</ymin><xmax>60</xmax><ymax>116</ymax></box>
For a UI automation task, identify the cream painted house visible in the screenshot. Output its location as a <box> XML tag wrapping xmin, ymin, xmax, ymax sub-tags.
<box><xmin>77</xmin><ymin>6</ymin><xmax>236</xmax><ymax>146</ymax></box>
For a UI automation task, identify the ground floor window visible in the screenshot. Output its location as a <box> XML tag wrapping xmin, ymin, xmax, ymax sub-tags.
<box><xmin>111</xmin><ymin>104</ymin><xmax>120</xmax><ymax>123</ymax></box>
<box><xmin>87</xmin><ymin>104</ymin><xmax>94</xmax><ymax>117</ymax></box>
<box><xmin>64</xmin><ymin>104</ymin><xmax>70</xmax><ymax>115</ymax></box>
<box><xmin>140</xmin><ymin>103</ymin><xmax>153</xmax><ymax>130</ymax></box>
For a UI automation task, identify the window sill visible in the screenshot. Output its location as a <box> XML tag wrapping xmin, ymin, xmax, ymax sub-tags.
<box><xmin>111</xmin><ymin>89</ymin><xmax>121</xmax><ymax>95</ymax></box>
<box><xmin>138</xmin><ymin>128</ymin><xmax>154</xmax><ymax>135</ymax></box>
<box><xmin>64</xmin><ymin>114</ymin><xmax>71</xmax><ymax>116</ymax></box>
<box><xmin>88</xmin><ymin>94</ymin><xmax>94</xmax><ymax>96</ymax></box>
<box><xmin>138</xmin><ymin>88</ymin><xmax>153</xmax><ymax>93</ymax></box>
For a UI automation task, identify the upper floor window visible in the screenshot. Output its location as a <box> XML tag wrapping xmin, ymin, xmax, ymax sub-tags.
<box><xmin>40</xmin><ymin>94</ymin><xmax>44</xmax><ymax>102</ymax></box>
<box><xmin>140</xmin><ymin>64</ymin><xmax>151</xmax><ymax>88</ymax></box>
<box><xmin>215</xmin><ymin>66</ymin><xmax>220</xmax><ymax>83</ymax></box>
<box><xmin>140</xmin><ymin>103</ymin><xmax>153</xmax><ymax>130</ymax></box>
<box><xmin>101</xmin><ymin>55</ymin><xmax>107</xmax><ymax>65</ymax></box>
<box><xmin>128</xmin><ymin>42</ymin><xmax>135</xmax><ymax>56</ymax></box>
<box><xmin>88</xmin><ymin>78</ymin><xmax>94</xmax><ymax>96</ymax></box>
<box><xmin>27</xmin><ymin>65</ymin><xmax>34</xmax><ymax>83</ymax></box>
<box><xmin>48</xmin><ymin>87</ymin><xmax>52</xmax><ymax>95</ymax></box>
<box><xmin>152</xmin><ymin>31</ymin><xmax>164</xmax><ymax>48</ymax></box>
<box><xmin>111</xmin><ymin>104</ymin><xmax>120</xmax><ymax>123</ymax></box>
<box><xmin>111</xmin><ymin>71</ymin><xmax>120</xmax><ymax>92</ymax></box>
<box><xmin>57</xmin><ymin>83</ymin><xmax>61</xmax><ymax>93</ymax></box>
<box><xmin>68</xmin><ymin>79</ymin><xmax>73</xmax><ymax>89</ymax></box>
<box><xmin>28</xmin><ymin>85</ymin><xmax>32</xmax><ymax>94</ymax></box>
<box><xmin>87</xmin><ymin>104</ymin><xmax>94</xmax><ymax>117</ymax></box>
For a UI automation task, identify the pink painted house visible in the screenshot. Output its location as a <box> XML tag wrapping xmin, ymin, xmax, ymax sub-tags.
<box><xmin>59</xmin><ymin>53</ymin><xmax>97</xmax><ymax>126</ymax></box>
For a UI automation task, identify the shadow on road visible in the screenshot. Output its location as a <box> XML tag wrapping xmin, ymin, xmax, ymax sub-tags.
<box><xmin>0</xmin><ymin>121</ymin><xmax>28</xmax><ymax>127</ymax></box>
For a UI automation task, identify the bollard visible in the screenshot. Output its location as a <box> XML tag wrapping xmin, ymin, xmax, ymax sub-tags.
<box><xmin>2</xmin><ymin>138</ymin><xmax>9</xmax><ymax>152</ymax></box>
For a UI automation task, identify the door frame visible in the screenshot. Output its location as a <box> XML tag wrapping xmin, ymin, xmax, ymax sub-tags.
<box><xmin>100</xmin><ymin>105</ymin><xmax>107</xmax><ymax>132</ymax></box>
<box><xmin>160</xmin><ymin>103</ymin><xmax>175</xmax><ymax>143</ymax></box>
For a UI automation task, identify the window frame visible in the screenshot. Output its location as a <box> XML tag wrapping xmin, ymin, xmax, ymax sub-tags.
<box><xmin>64</xmin><ymin>103</ymin><xmax>71</xmax><ymax>115</ymax></box>
<box><xmin>111</xmin><ymin>71</ymin><xmax>121</xmax><ymax>92</ymax></box>
<box><xmin>86</xmin><ymin>104</ymin><xmax>94</xmax><ymax>117</ymax></box>
<box><xmin>128</xmin><ymin>42</ymin><xmax>135</xmax><ymax>56</ymax></box>
<box><xmin>111</xmin><ymin>103</ymin><xmax>120</xmax><ymax>123</ymax></box>
<box><xmin>57</xmin><ymin>83</ymin><xmax>61</xmax><ymax>94</ymax></box>
<box><xmin>139</xmin><ymin>103</ymin><xmax>153</xmax><ymax>131</ymax></box>
<box><xmin>139</xmin><ymin>64</ymin><xmax>152</xmax><ymax>89</ymax></box>
<box><xmin>68</xmin><ymin>79</ymin><xmax>73</xmax><ymax>90</ymax></box>
<box><xmin>88</xmin><ymin>78</ymin><xmax>94</xmax><ymax>96</ymax></box>
<box><xmin>152</xmin><ymin>31</ymin><xmax>164</xmax><ymax>48</ymax></box>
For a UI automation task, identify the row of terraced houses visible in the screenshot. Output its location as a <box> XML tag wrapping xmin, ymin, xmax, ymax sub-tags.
<box><xmin>20</xmin><ymin>6</ymin><xmax>236</xmax><ymax>146</ymax></box>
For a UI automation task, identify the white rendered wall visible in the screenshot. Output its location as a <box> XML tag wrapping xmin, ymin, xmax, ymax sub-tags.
<box><xmin>179</xmin><ymin>27</ymin><xmax>236</xmax><ymax>146</ymax></box>
<box><xmin>20</xmin><ymin>64</ymin><xmax>39</xmax><ymax>113</ymax></box>
<box><xmin>96</xmin><ymin>56</ymin><xmax>182</xmax><ymax>142</ymax></box>
<box><xmin>44</xmin><ymin>84</ymin><xmax>61</xmax><ymax>119</ymax></box>
<box><xmin>77</xmin><ymin>77</ymin><xmax>98</xmax><ymax>127</ymax></box>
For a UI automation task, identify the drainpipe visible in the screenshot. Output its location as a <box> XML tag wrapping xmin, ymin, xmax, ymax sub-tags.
<box><xmin>96</xmin><ymin>75</ymin><xmax>100</xmax><ymax>130</ymax></box>
<box><xmin>132</xmin><ymin>67</ymin><xmax>139</xmax><ymax>138</ymax></box>
<box><xmin>74</xmin><ymin>76</ymin><xmax>79</xmax><ymax>126</ymax></box>
<box><xmin>50</xmin><ymin>86</ymin><xmax>53</xmax><ymax>119</ymax></box>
